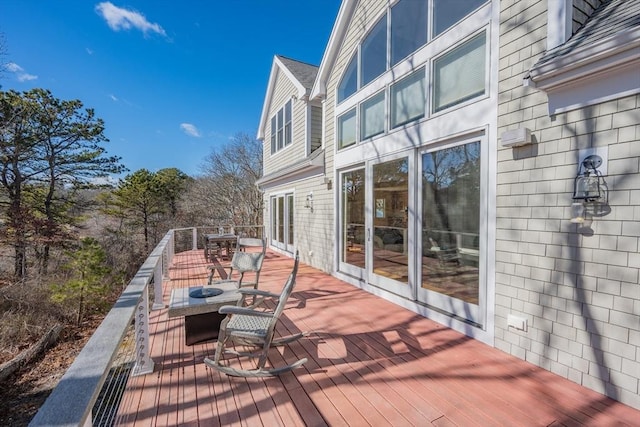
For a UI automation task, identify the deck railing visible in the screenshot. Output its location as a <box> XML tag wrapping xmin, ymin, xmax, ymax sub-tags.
<box><xmin>29</xmin><ymin>225</ymin><xmax>263</xmax><ymax>427</ymax></box>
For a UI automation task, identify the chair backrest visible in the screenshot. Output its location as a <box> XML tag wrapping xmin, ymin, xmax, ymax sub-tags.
<box><xmin>231</xmin><ymin>238</ymin><xmax>266</xmax><ymax>273</ymax></box>
<box><xmin>271</xmin><ymin>251</ymin><xmax>300</xmax><ymax>321</ymax></box>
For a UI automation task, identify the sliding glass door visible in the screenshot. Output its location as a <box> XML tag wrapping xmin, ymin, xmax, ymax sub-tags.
<box><xmin>368</xmin><ymin>155</ymin><xmax>414</xmax><ymax>299</ymax></box>
<box><xmin>270</xmin><ymin>193</ymin><xmax>294</xmax><ymax>253</ymax></box>
<box><xmin>339</xmin><ymin>168</ymin><xmax>367</xmax><ymax>278</ymax></box>
<box><xmin>417</xmin><ymin>140</ymin><xmax>482</xmax><ymax>323</ymax></box>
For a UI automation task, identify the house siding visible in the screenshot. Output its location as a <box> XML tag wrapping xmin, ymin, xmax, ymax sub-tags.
<box><xmin>497</xmin><ymin>0</ymin><xmax>640</xmax><ymax>410</ymax></box>
<box><xmin>310</xmin><ymin>105</ymin><xmax>322</xmax><ymax>152</ymax></box>
<box><xmin>263</xmin><ymin>69</ymin><xmax>305</xmax><ymax>176</ymax></box>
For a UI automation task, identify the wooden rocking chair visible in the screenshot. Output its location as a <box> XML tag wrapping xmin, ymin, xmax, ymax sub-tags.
<box><xmin>204</xmin><ymin>251</ymin><xmax>308</xmax><ymax>377</ymax></box>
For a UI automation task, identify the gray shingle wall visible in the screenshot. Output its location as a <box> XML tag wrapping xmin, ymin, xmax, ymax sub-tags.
<box><xmin>498</xmin><ymin>0</ymin><xmax>640</xmax><ymax>410</ymax></box>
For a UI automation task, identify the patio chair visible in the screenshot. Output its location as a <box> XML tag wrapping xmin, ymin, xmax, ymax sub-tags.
<box><xmin>204</xmin><ymin>251</ymin><xmax>308</xmax><ymax>377</ymax></box>
<box><xmin>206</xmin><ymin>237</ymin><xmax>266</xmax><ymax>290</ymax></box>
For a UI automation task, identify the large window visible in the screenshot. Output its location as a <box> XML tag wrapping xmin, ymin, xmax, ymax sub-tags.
<box><xmin>270</xmin><ymin>100</ymin><xmax>292</xmax><ymax>154</ymax></box>
<box><xmin>360</xmin><ymin>91</ymin><xmax>385</xmax><ymax>139</ymax></box>
<box><xmin>336</xmin><ymin>0</ymin><xmax>488</xmax><ymax>105</ymax></box>
<box><xmin>360</xmin><ymin>15</ymin><xmax>387</xmax><ymax>87</ymax></box>
<box><xmin>338</xmin><ymin>108</ymin><xmax>357</xmax><ymax>149</ymax></box>
<box><xmin>391</xmin><ymin>0</ymin><xmax>428</xmax><ymax>65</ymax></box>
<box><xmin>433</xmin><ymin>32</ymin><xmax>486</xmax><ymax>112</ymax></box>
<box><xmin>391</xmin><ymin>68</ymin><xmax>425</xmax><ymax>128</ymax></box>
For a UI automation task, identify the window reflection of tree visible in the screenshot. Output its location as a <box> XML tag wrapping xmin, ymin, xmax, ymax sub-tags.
<box><xmin>423</xmin><ymin>142</ymin><xmax>480</xmax><ymax>248</ymax></box>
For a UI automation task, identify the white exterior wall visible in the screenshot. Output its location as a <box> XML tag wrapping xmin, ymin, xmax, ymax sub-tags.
<box><xmin>497</xmin><ymin>0</ymin><xmax>640</xmax><ymax>410</ymax></box>
<box><xmin>263</xmin><ymin>70</ymin><xmax>306</xmax><ymax>176</ymax></box>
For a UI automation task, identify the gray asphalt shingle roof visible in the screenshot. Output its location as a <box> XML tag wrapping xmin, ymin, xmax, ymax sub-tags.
<box><xmin>535</xmin><ymin>0</ymin><xmax>640</xmax><ymax>67</ymax></box>
<box><xmin>276</xmin><ymin>55</ymin><xmax>318</xmax><ymax>90</ymax></box>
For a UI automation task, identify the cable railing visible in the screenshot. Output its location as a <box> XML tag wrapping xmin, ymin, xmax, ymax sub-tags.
<box><xmin>29</xmin><ymin>225</ymin><xmax>264</xmax><ymax>427</ymax></box>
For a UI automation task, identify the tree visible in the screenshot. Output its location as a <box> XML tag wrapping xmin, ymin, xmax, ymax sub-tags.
<box><xmin>0</xmin><ymin>89</ymin><xmax>124</xmax><ymax>277</ymax></box>
<box><xmin>50</xmin><ymin>237</ymin><xmax>112</xmax><ymax>325</ymax></box>
<box><xmin>109</xmin><ymin>169</ymin><xmax>163</xmax><ymax>253</ymax></box>
<box><xmin>192</xmin><ymin>132</ymin><xmax>263</xmax><ymax>227</ymax></box>
<box><xmin>154</xmin><ymin>167</ymin><xmax>192</xmax><ymax>218</ymax></box>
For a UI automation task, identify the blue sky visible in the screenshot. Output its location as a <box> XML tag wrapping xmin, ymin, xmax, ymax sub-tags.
<box><xmin>0</xmin><ymin>1</ymin><xmax>341</xmax><ymax>177</ymax></box>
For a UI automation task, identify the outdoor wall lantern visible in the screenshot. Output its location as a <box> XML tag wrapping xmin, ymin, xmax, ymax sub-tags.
<box><xmin>570</xmin><ymin>154</ymin><xmax>604</xmax><ymax>223</ymax></box>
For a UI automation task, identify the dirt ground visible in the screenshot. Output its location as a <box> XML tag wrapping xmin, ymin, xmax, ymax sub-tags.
<box><xmin>0</xmin><ymin>317</ymin><xmax>102</xmax><ymax>426</ymax></box>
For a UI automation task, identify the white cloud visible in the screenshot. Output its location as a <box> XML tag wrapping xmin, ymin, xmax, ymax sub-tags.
<box><xmin>95</xmin><ymin>2</ymin><xmax>166</xmax><ymax>37</ymax></box>
<box><xmin>6</xmin><ymin>62</ymin><xmax>38</xmax><ymax>82</ymax></box>
<box><xmin>180</xmin><ymin>123</ymin><xmax>201</xmax><ymax>138</ymax></box>
<box><xmin>86</xmin><ymin>47</ymin><xmax>94</xmax><ymax>55</ymax></box>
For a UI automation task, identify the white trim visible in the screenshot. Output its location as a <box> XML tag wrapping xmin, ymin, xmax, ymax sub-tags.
<box><xmin>546</xmin><ymin>0</ymin><xmax>572</xmax><ymax>50</ymax></box>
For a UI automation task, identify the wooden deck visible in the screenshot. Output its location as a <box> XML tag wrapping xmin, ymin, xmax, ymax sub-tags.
<box><xmin>115</xmin><ymin>249</ymin><xmax>640</xmax><ymax>426</ymax></box>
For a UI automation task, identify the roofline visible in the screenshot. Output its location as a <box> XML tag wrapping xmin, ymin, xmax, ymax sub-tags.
<box><xmin>527</xmin><ymin>27</ymin><xmax>640</xmax><ymax>90</ymax></box>
<box><xmin>256</xmin><ymin>55</ymin><xmax>313</xmax><ymax>140</ymax></box>
<box><xmin>310</xmin><ymin>0</ymin><xmax>358</xmax><ymax>101</ymax></box>
<box><xmin>255</xmin><ymin>148</ymin><xmax>325</xmax><ymax>189</ymax></box>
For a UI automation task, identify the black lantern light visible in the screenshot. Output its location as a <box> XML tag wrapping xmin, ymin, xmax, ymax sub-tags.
<box><xmin>570</xmin><ymin>154</ymin><xmax>604</xmax><ymax>224</ymax></box>
<box><xmin>573</xmin><ymin>154</ymin><xmax>604</xmax><ymax>201</ymax></box>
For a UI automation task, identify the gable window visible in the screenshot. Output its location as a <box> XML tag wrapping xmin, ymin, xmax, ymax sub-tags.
<box><xmin>433</xmin><ymin>32</ymin><xmax>486</xmax><ymax>112</ymax></box>
<box><xmin>391</xmin><ymin>68</ymin><xmax>425</xmax><ymax>128</ymax></box>
<box><xmin>360</xmin><ymin>14</ymin><xmax>388</xmax><ymax>87</ymax></box>
<box><xmin>338</xmin><ymin>108</ymin><xmax>357</xmax><ymax>149</ymax></box>
<box><xmin>360</xmin><ymin>91</ymin><xmax>386</xmax><ymax>140</ymax></box>
<box><xmin>335</xmin><ymin>0</ymin><xmax>488</xmax><ymax>105</ymax></box>
<box><xmin>338</xmin><ymin>54</ymin><xmax>358</xmax><ymax>103</ymax></box>
<box><xmin>270</xmin><ymin>99</ymin><xmax>293</xmax><ymax>154</ymax></box>
<box><xmin>434</xmin><ymin>0</ymin><xmax>487</xmax><ymax>37</ymax></box>
<box><xmin>391</xmin><ymin>0</ymin><xmax>428</xmax><ymax>66</ymax></box>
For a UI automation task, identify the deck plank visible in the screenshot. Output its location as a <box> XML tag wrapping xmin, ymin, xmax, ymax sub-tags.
<box><xmin>112</xmin><ymin>249</ymin><xmax>640</xmax><ymax>426</ymax></box>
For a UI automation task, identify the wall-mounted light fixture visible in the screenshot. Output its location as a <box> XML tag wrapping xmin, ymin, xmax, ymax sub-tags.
<box><xmin>570</xmin><ymin>154</ymin><xmax>605</xmax><ymax>223</ymax></box>
<box><xmin>304</xmin><ymin>192</ymin><xmax>313</xmax><ymax>211</ymax></box>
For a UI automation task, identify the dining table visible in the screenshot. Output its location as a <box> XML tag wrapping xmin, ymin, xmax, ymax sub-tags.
<box><xmin>203</xmin><ymin>233</ymin><xmax>237</xmax><ymax>261</ymax></box>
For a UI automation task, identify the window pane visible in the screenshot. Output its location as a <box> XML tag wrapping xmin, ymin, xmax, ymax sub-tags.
<box><xmin>270</xmin><ymin>117</ymin><xmax>276</xmax><ymax>154</ymax></box>
<box><xmin>434</xmin><ymin>0</ymin><xmax>486</xmax><ymax>37</ymax></box>
<box><xmin>338</xmin><ymin>54</ymin><xmax>358</xmax><ymax>103</ymax></box>
<box><xmin>361</xmin><ymin>15</ymin><xmax>387</xmax><ymax>87</ymax></box>
<box><xmin>342</xmin><ymin>168</ymin><xmax>366</xmax><ymax>268</ymax></box>
<box><xmin>391</xmin><ymin>68</ymin><xmax>425</xmax><ymax>128</ymax></box>
<box><xmin>287</xmin><ymin>194</ymin><xmax>294</xmax><ymax>245</ymax></box>
<box><xmin>277</xmin><ymin>108</ymin><xmax>284</xmax><ymax>149</ymax></box>
<box><xmin>338</xmin><ymin>108</ymin><xmax>357</xmax><ymax>149</ymax></box>
<box><xmin>421</xmin><ymin>141</ymin><xmax>480</xmax><ymax>304</ymax></box>
<box><xmin>433</xmin><ymin>32</ymin><xmax>486</xmax><ymax>112</ymax></box>
<box><xmin>373</xmin><ymin>157</ymin><xmax>409</xmax><ymax>284</ymax></box>
<box><xmin>360</xmin><ymin>91</ymin><xmax>385</xmax><ymax>140</ymax></box>
<box><xmin>277</xmin><ymin>196</ymin><xmax>285</xmax><ymax>244</ymax></box>
<box><xmin>391</xmin><ymin>0</ymin><xmax>427</xmax><ymax>65</ymax></box>
<box><xmin>284</xmin><ymin>101</ymin><xmax>292</xmax><ymax>146</ymax></box>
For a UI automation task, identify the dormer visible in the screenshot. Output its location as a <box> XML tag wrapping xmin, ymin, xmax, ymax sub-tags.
<box><xmin>256</xmin><ymin>55</ymin><xmax>324</xmax><ymax>185</ymax></box>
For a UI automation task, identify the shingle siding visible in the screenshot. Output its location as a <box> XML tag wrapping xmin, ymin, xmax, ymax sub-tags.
<box><xmin>498</xmin><ymin>0</ymin><xmax>640</xmax><ymax>410</ymax></box>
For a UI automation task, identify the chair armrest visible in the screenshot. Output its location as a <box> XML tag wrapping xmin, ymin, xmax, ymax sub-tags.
<box><xmin>238</xmin><ymin>289</ymin><xmax>279</xmax><ymax>299</ymax></box>
<box><xmin>218</xmin><ymin>306</ymin><xmax>274</xmax><ymax>317</ymax></box>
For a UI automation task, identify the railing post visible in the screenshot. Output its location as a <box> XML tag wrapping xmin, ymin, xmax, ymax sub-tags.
<box><xmin>192</xmin><ymin>227</ymin><xmax>198</xmax><ymax>251</ymax></box>
<box><xmin>152</xmin><ymin>255</ymin><xmax>165</xmax><ymax>310</ymax></box>
<box><xmin>132</xmin><ymin>285</ymin><xmax>155</xmax><ymax>376</ymax></box>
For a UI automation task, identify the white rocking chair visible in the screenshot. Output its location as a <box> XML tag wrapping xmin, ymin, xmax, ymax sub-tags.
<box><xmin>204</xmin><ymin>251</ymin><xmax>308</xmax><ymax>377</ymax></box>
